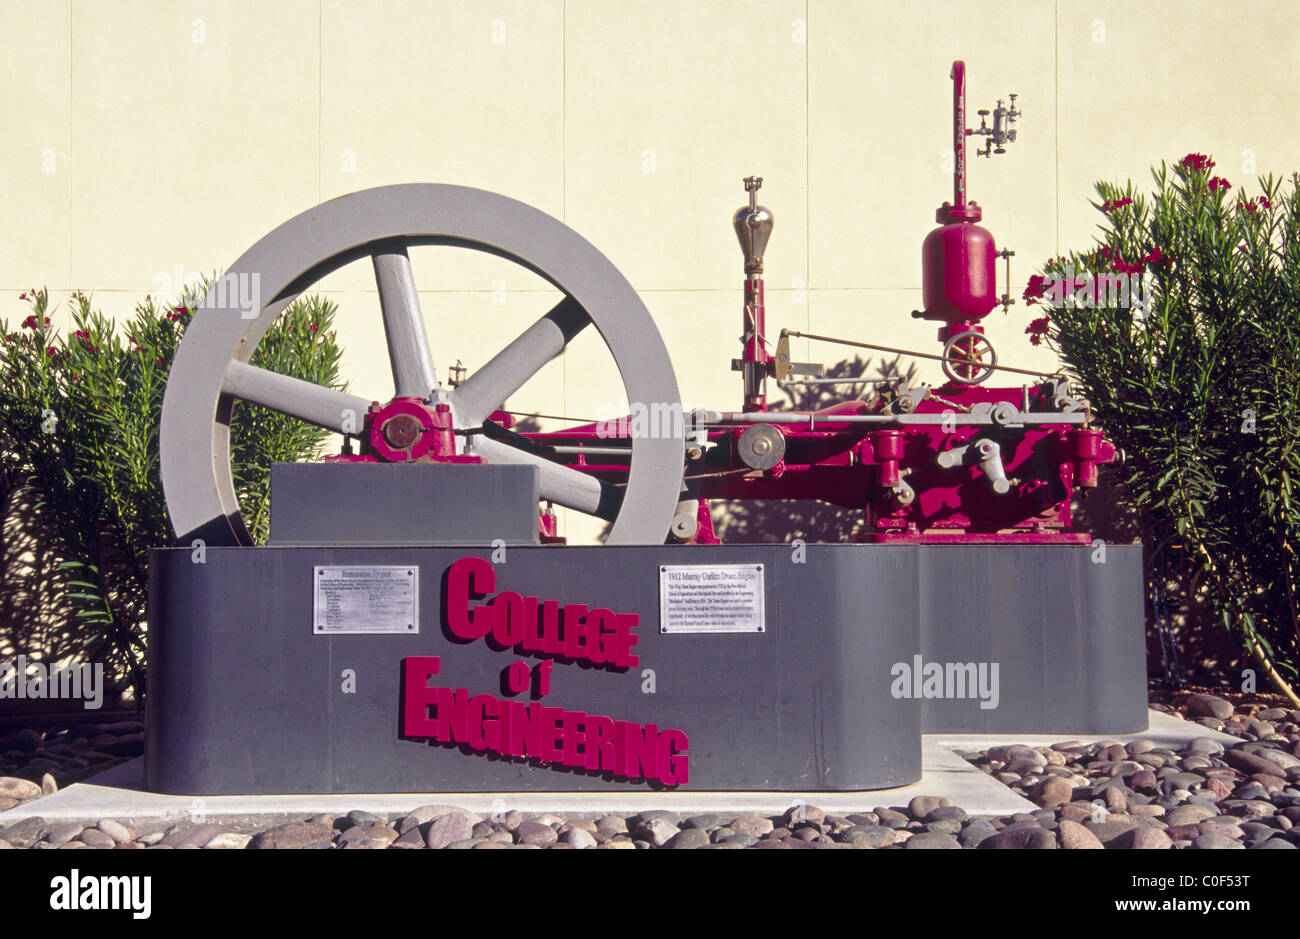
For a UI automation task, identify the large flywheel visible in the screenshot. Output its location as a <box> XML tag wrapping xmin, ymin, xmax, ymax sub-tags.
<box><xmin>160</xmin><ymin>184</ymin><xmax>686</xmax><ymax>546</ymax></box>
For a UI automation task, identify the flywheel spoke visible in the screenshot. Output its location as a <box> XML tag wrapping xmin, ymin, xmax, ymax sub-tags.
<box><xmin>451</xmin><ymin>296</ymin><xmax>591</xmax><ymax>426</ymax></box>
<box><xmin>221</xmin><ymin>360</ymin><xmax>373</xmax><ymax>435</ymax></box>
<box><xmin>373</xmin><ymin>244</ymin><xmax>439</xmax><ymax>398</ymax></box>
<box><xmin>474</xmin><ymin>435</ymin><xmax>622</xmax><ymax>521</ymax></box>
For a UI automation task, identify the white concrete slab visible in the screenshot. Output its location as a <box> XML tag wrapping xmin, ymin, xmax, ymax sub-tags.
<box><xmin>933</xmin><ymin>709</ymin><xmax>1239</xmax><ymax>752</ymax></box>
<box><xmin>1</xmin><ymin>710</ymin><xmax>1217</xmax><ymax>826</ymax></box>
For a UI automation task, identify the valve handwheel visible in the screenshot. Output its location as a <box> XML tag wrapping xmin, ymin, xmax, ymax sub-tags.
<box><xmin>941</xmin><ymin>329</ymin><xmax>997</xmax><ymax>385</ymax></box>
<box><xmin>160</xmin><ymin>184</ymin><xmax>686</xmax><ymax>546</ymax></box>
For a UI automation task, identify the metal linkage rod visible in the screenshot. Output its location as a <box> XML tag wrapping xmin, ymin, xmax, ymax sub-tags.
<box><xmin>701</xmin><ymin>410</ymin><xmax>1086</xmax><ymax>426</ymax></box>
<box><xmin>780</xmin><ymin>329</ymin><xmax>1063</xmax><ymax>380</ymax></box>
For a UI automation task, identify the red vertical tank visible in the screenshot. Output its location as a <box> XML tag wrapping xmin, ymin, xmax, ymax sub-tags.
<box><xmin>920</xmin><ymin>61</ymin><xmax>999</xmax><ymax>329</ymax></box>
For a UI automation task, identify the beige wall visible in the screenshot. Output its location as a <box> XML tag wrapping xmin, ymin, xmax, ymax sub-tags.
<box><xmin>3</xmin><ymin>0</ymin><xmax>1298</xmax><ymax>542</ymax></box>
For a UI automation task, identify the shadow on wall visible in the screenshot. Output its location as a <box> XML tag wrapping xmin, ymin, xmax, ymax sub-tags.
<box><xmin>0</xmin><ymin>484</ymin><xmax>81</xmax><ymax>673</ymax></box>
<box><xmin>0</xmin><ymin>481</ymin><xmax>131</xmax><ymax>714</ymax></box>
<box><xmin>1073</xmin><ymin>465</ymin><xmax>1243</xmax><ymax>688</ymax></box>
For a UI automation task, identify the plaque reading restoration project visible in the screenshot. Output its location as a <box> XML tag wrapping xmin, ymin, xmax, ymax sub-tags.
<box><xmin>659</xmin><ymin>564</ymin><xmax>765</xmax><ymax>634</ymax></box>
<box><xmin>313</xmin><ymin>566</ymin><xmax>419</xmax><ymax>634</ymax></box>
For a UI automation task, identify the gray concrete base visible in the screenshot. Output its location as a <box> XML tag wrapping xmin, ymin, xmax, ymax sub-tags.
<box><xmin>0</xmin><ymin>710</ymin><xmax>1233</xmax><ymax>826</ymax></box>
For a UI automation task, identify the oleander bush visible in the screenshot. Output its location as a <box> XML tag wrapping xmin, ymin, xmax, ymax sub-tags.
<box><xmin>1024</xmin><ymin>154</ymin><xmax>1300</xmax><ymax>703</ymax></box>
<box><xmin>0</xmin><ymin>281</ymin><xmax>345</xmax><ymax>702</ymax></box>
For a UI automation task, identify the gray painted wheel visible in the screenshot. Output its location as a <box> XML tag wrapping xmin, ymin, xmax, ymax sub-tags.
<box><xmin>161</xmin><ymin>184</ymin><xmax>685</xmax><ymax>546</ymax></box>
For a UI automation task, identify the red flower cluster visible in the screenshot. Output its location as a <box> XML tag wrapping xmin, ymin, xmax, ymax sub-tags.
<box><xmin>1023</xmin><ymin>274</ymin><xmax>1050</xmax><ymax>303</ymax></box>
<box><xmin>74</xmin><ymin>330</ymin><xmax>99</xmax><ymax>353</ymax></box>
<box><xmin>21</xmin><ymin>315</ymin><xmax>50</xmax><ymax>330</ymax></box>
<box><xmin>1180</xmin><ymin>153</ymin><xmax>1215</xmax><ymax>172</ymax></box>
<box><xmin>1207</xmin><ymin>176</ymin><xmax>1231</xmax><ymax>193</ymax></box>
<box><xmin>1241</xmin><ymin>196</ymin><xmax>1272</xmax><ymax>213</ymax></box>
<box><xmin>1144</xmin><ymin>246</ymin><xmax>1172</xmax><ymax>266</ymax></box>
<box><xmin>164</xmin><ymin>306</ymin><xmax>189</xmax><ymax>323</ymax></box>
<box><xmin>1102</xmin><ymin>196</ymin><xmax>1133</xmax><ymax>211</ymax></box>
<box><xmin>1025</xmin><ymin>316</ymin><xmax>1051</xmax><ymax>346</ymax></box>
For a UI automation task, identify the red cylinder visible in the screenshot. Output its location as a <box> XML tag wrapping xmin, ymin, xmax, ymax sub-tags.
<box><xmin>922</xmin><ymin>205</ymin><xmax>998</xmax><ymax>326</ymax></box>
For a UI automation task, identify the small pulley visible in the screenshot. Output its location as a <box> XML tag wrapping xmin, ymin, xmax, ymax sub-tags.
<box><xmin>737</xmin><ymin>422</ymin><xmax>786</xmax><ymax>471</ymax></box>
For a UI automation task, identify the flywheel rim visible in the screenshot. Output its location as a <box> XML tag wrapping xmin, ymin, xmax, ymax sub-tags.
<box><xmin>160</xmin><ymin>183</ymin><xmax>685</xmax><ymax>547</ymax></box>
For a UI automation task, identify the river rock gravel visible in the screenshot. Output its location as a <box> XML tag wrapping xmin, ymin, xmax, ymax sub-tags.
<box><xmin>1</xmin><ymin>692</ymin><xmax>1297</xmax><ymax>848</ymax></box>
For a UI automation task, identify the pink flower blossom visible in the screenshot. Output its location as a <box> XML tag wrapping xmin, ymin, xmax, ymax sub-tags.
<box><xmin>1025</xmin><ymin>316</ymin><xmax>1051</xmax><ymax>346</ymax></box>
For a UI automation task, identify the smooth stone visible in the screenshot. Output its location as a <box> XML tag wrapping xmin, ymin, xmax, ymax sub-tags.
<box><xmin>840</xmin><ymin>825</ymin><xmax>893</xmax><ymax>847</ymax></box>
<box><xmin>902</xmin><ymin>832</ymin><xmax>961</xmax><ymax>849</ymax></box>
<box><xmin>1192</xmin><ymin>833</ymin><xmax>1245</xmax><ymax>849</ymax></box>
<box><xmin>204</xmin><ymin>832</ymin><xmax>252</xmax><ymax>849</ymax></box>
<box><xmin>1225</xmin><ymin>750</ymin><xmax>1288</xmax><ymax>777</ymax></box>
<box><xmin>393</xmin><ymin>827</ymin><xmax>426</xmax><ymax>847</ymax></box>
<box><xmin>0</xmin><ymin>816</ymin><xmax>48</xmax><ymax>848</ymax></box>
<box><xmin>664</xmin><ymin>829</ymin><xmax>710</xmax><ymax>849</ymax></box>
<box><xmin>1130</xmin><ymin>770</ymin><xmax>1158</xmax><ymax>792</ymax></box>
<box><xmin>1033</xmin><ymin>777</ymin><xmax>1073</xmax><ymax>807</ymax></box>
<box><xmin>907</xmin><ymin>795</ymin><xmax>951</xmax><ymax>820</ymax></box>
<box><xmin>1057</xmin><ymin>819</ymin><xmax>1104</xmax><ymax>849</ymax></box>
<box><xmin>845</xmin><ymin>813</ymin><xmax>879</xmax><ymax>826</ymax></box>
<box><xmin>95</xmin><ymin>819</ymin><xmax>138</xmax><ymax>843</ymax></box>
<box><xmin>1249</xmin><ymin>837</ymin><xmax>1296</xmax><ymax>849</ymax></box>
<box><xmin>683</xmin><ymin>814</ymin><xmax>723</xmax><ymax>830</ymax></box>
<box><xmin>1223</xmin><ymin>800</ymin><xmax>1276</xmax><ymax>819</ymax></box>
<box><xmin>924</xmin><ymin>818</ymin><xmax>963</xmax><ymax>835</ymax></box>
<box><xmin>1105</xmin><ymin>828</ymin><xmax>1172</xmax><ymax>850</ymax></box>
<box><xmin>250</xmin><ymin>822</ymin><xmax>335</xmax><ymax>849</ymax></box>
<box><xmin>157</xmin><ymin>825</ymin><xmax>226</xmax><ymax>849</ymax></box>
<box><xmin>340</xmin><ymin>823</ymin><xmax>397</xmax><ymax>846</ymax></box>
<box><xmin>45</xmin><ymin>823</ymin><xmax>85</xmax><ymax>847</ymax></box>
<box><xmin>720</xmin><ymin>833</ymin><xmax>758</xmax><ymax>847</ymax></box>
<box><xmin>399</xmin><ymin>804</ymin><xmax>480</xmax><ymax>833</ymax></box>
<box><xmin>595</xmin><ymin>815</ymin><xmax>628</xmax><ymax>833</ymax></box>
<box><xmin>728</xmin><ymin>816</ymin><xmax>774</xmax><ymax>837</ymax></box>
<box><xmin>1059</xmin><ymin>803</ymin><xmax>1096</xmax><ymax>823</ymax></box>
<box><xmin>782</xmin><ymin>804</ymin><xmax>827</xmax><ymax>826</ymax></box>
<box><xmin>0</xmin><ymin>777</ymin><xmax>42</xmax><ymax>800</ymax></box>
<box><xmin>981</xmin><ymin>827</ymin><xmax>1056</xmax><ymax>849</ymax></box>
<box><xmin>424</xmin><ymin>812</ymin><xmax>475</xmax><ymax>850</ymax></box>
<box><xmin>1237</xmin><ymin>822</ymin><xmax>1276</xmax><ymax>842</ymax></box>
<box><xmin>1166</xmin><ymin>804</ymin><xmax>1218</xmax><ymax>826</ymax></box>
<box><xmin>515</xmin><ymin>820</ymin><xmax>560</xmax><ymax>847</ymax></box>
<box><xmin>633</xmin><ymin>818</ymin><xmax>679</xmax><ymax>847</ymax></box>
<box><xmin>1103</xmin><ymin>786</ymin><xmax>1129</xmax><ymax>810</ymax></box>
<box><xmin>925</xmin><ymin>805</ymin><xmax>968</xmax><ymax>823</ymax></box>
<box><xmin>1084</xmin><ymin>818</ymin><xmax>1140</xmax><ymax>843</ymax></box>
<box><xmin>78</xmin><ymin>828</ymin><xmax>115</xmax><ymax>848</ymax></box>
<box><xmin>633</xmin><ymin>811</ymin><xmax>681</xmax><ymax>826</ymax></box>
<box><xmin>1186</xmin><ymin>694</ymin><xmax>1235</xmax><ymax>720</ymax></box>
<box><xmin>959</xmin><ymin>828</ymin><xmax>996</xmax><ymax>848</ymax></box>
<box><xmin>986</xmin><ymin>745</ymin><xmax>1043</xmax><ymax>765</ymax></box>
<box><xmin>1130</xmin><ymin>805</ymin><xmax>1165</xmax><ymax>817</ymax></box>
<box><xmin>874</xmin><ymin>808</ymin><xmax>910</xmax><ymax>829</ymax></box>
